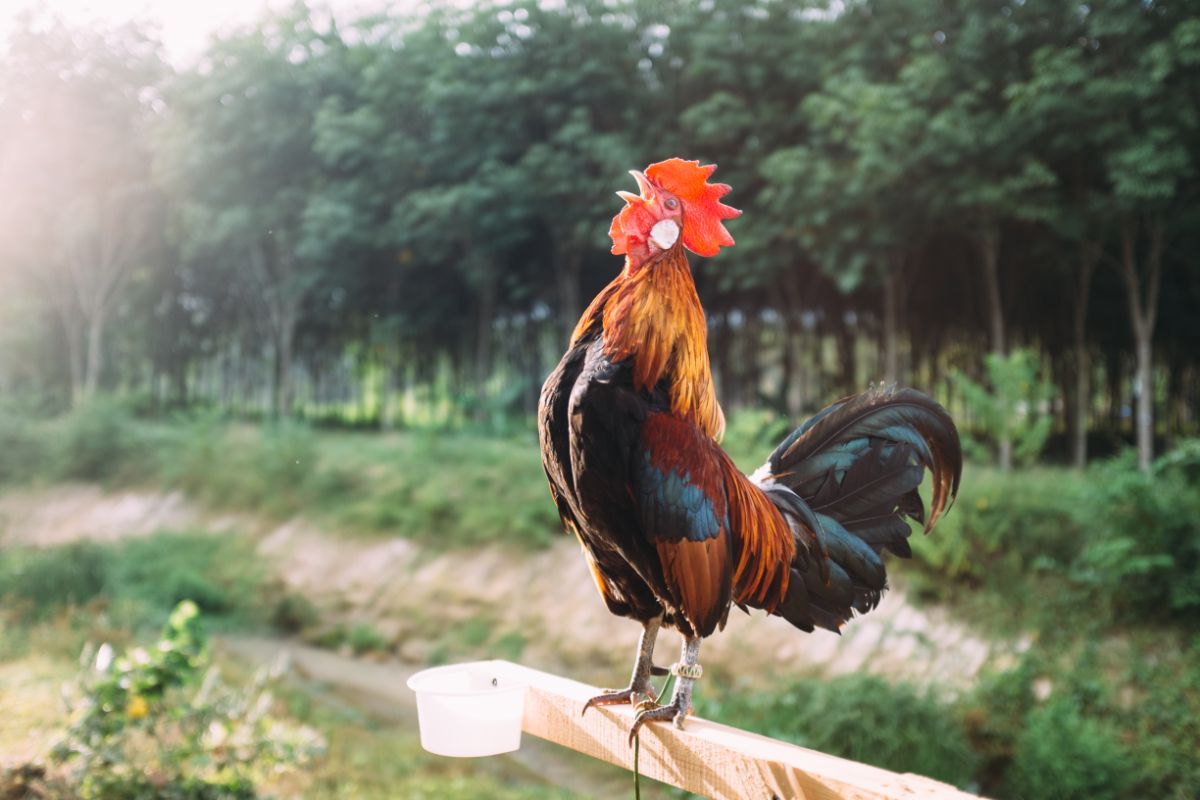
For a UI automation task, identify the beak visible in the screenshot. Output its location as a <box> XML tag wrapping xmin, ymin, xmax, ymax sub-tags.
<box><xmin>629</xmin><ymin>170</ymin><xmax>654</xmax><ymax>200</ymax></box>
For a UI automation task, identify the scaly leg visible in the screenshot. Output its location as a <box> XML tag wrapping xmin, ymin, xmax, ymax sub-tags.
<box><xmin>627</xmin><ymin>635</ymin><xmax>701</xmax><ymax>746</ymax></box>
<box><xmin>582</xmin><ymin>615</ymin><xmax>663</xmax><ymax>715</ymax></box>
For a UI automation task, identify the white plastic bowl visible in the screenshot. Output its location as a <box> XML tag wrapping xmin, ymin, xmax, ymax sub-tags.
<box><xmin>406</xmin><ymin>660</ymin><xmax>527</xmax><ymax>757</ymax></box>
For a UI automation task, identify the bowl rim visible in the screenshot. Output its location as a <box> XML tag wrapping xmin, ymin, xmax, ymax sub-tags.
<box><xmin>406</xmin><ymin>660</ymin><xmax>527</xmax><ymax>697</ymax></box>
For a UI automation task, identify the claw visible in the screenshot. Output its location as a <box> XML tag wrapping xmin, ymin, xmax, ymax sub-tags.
<box><xmin>581</xmin><ymin>685</ymin><xmax>653</xmax><ymax>717</ymax></box>
<box><xmin>627</xmin><ymin>697</ymin><xmax>689</xmax><ymax>747</ymax></box>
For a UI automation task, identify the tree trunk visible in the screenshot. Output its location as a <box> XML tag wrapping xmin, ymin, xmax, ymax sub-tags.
<box><xmin>1071</xmin><ymin>241</ymin><xmax>1098</xmax><ymax>469</ymax></box>
<box><xmin>474</xmin><ymin>274</ymin><xmax>498</xmax><ymax>420</ymax></box>
<box><xmin>835</xmin><ymin>316</ymin><xmax>856</xmax><ymax>397</ymax></box>
<box><xmin>62</xmin><ymin>313</ymin><xmax>85</xmax><ymax>407</ymax></box>
<box><xmin>83</xmin><ymin>310</ymin><xmax>106</xmax><ymax>399</ymax></box>
<box><xmin>980</xmin><ymin>226</ymin><xmax>1006</xmax><ymax>356</ymax></box>
<box><xmin>272</xmin><ymin>325</ymin><xmax>295</xmax><ymax>418</ymax></box>
<box><xmin>979</xmin><ymin>223</ymin><xmax>1011</xmax><ymax>471</ymax></box>
<box><xmin>1118</xmin><ymin>217</ymin><xmax>1163</xmax><ymax>474</ymax></box>
<box><xmin>555</xmin><ymin>253</ymin><xmax>582</xmax><ymax>340</ymax></box>
<box><xmin>881</xmin><ymin>266</ymin><xmax>900</xmax><ymax>385</ymax></box>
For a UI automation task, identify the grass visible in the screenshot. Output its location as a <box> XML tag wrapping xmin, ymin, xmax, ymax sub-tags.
<box><xmin>0</xmin><ymin>530</ymin><xmax>274</xmax><ymax>658</ymax></box>
<box><xmin>2</xmin><ymin>401</ymin><xmax>1198</xmax><ymax>799</ymax></box>
<box><xmin>0</xmin><ymin>399</ymin><xmax>792</xmax><ymax>552</ymax></box>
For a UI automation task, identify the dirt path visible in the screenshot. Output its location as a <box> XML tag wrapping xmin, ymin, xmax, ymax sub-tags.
<box><xmin>1</xmin><ymin>485</ymin><xmax>1026</xmax><ymax>692</ymax></box>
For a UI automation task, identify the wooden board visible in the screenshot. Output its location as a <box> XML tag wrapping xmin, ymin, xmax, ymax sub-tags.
<box><xmin>493</xmin><ymin>661</ymin><xmax>984</xmax><ymax>800</ymax></box>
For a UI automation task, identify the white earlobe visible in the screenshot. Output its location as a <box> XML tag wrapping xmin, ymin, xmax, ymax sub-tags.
<box><xmin>649</xmin><ymin>219</ymin><xmax>680</xmax><ymax>251</ymax></box>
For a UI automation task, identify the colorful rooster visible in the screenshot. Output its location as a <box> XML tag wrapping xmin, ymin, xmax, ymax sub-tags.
<box><xmin>538</xmin><ymin>158</ymin><xmax>961</xmax><ymax>743</ymax></box>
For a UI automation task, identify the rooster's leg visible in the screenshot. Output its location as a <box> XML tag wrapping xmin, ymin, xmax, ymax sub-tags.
<box><xmin>627</xmin><ymin>635</ymin><xmax>701</xmax><ymax>745</ymax></box>
<box><xmin>581</xmin><ymin>614</ymin><xmax>663</xmax><ymax>715</ymax></box>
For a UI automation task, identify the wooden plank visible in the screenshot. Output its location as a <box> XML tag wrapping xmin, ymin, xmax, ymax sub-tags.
<box><xmin>493</xmin><ymin>661</ymin><xmax>984</xmax><ymax>800</ymax></box>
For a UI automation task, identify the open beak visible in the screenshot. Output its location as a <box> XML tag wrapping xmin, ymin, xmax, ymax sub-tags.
<box><xmin>629</xmin><ymin>170</ymin><xmax>654</xmax><ymax>199</ymax></box>
<box><xmin>615</xmin><ymin>170</ymin><xmax>655</xmax><ymax>206</ymax></box>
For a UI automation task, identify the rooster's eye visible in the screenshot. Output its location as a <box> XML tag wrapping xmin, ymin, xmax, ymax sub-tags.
<box><xmin>664</xmin><ymin>197</ymin><xmax>679</xmax><ymax>210</ymax></box>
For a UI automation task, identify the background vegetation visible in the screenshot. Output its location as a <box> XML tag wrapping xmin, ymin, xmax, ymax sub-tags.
<box><xmin>1</xmin><ymin>0</ymin><xmax>1198</xmax><ymax>798</ymax></box>
<box><xmin>1</xmin><ymin>0</ymin><xmax>1198</xmax><ymax>471</ymax></box>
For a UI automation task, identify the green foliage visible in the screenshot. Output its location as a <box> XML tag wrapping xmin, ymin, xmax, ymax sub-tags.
<box><xmin>55</xmin><ymin>399</ymin><xmax>152</xmax><ymax>484</ymax></box>
<box><xmin>911</xmin><ymin>439</ymin><xmax>1200</xmax><ymax>632</ymax></box>
<box><xmin>270</xmin><ymin>593</ymin><xmax>320</xmax><ymax>634</ymax></box>
<box><xmin>346</xmin><ymin>623</ymin><xmax>390</xmax><ymax>655</ymax></box>
<box><xmin>1007</xmin><ymin>698</ymin><xmax>1136</xmax><ymax>800</ymax></box>
<box><xmin>720</xmin><ymin>409</ymin><xmax>791</xmax><ymax>470</ymax></box>
<box><xmin>954</xmin><ymin>350</ymin><xmax>1056</xmax><ymax>468</ymax></box>
<box><xmin>700</xmin><ymin>674</ymin><xmax>977</xmax><ymax>788</ymax></box>
<box><xmin>0</xmin><ymin>532</ymin><xmax>270</xmax><ymax>635</ymax></box>
<box><xmin>0</xmin><ymin>542</ymin><xmax>111</xmax><ymax>619</ymax></box>
<box><xmin>51</xmin><ymin>601</ymin><xmax>324</xmax><ymax>799</ymax></box>
<box><xmin>108</xmin><ymin>532</ymin><xmax>268</xmax><ymax>625</ymax></box>
<box><xmin>0</xmin><ymin>407</ymin><xmax>50</xmax><ymax>485</ymax></box>
<box><xmin>1118</xmin><ymin>638</ymin><xmax>1200</xmax><ymax>799</ymax></box>
<box><xmin>1071</xmin><ymin>443</ymin><xmax>1200</xmax><ymax>622</ymax></box>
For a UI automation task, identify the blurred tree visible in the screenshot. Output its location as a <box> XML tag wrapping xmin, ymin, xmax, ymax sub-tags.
<box><xmin>1</xmin><ymin>0</ymin><xmax>1198</xmax><ymax>453</ymax></box>
<box><xmin>157</xmin><ymin>6</ymin><xmax>353</xmax><ymax>416</ymax></box>
<box><xmin>0</xmin><ymin>14</ymin><xmax>166</xmax><ymax>404</ymax></box>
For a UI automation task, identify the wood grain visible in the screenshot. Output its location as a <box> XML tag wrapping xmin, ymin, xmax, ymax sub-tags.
<box><xmin>494</xmin><ymin>661</ymin><xmax>984</xmax><ymax>800</ymax></box>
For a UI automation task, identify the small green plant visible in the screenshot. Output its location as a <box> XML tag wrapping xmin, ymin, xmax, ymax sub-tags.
<box><xmin>271</xmin><ymin>592</ymin><xmax>321</xmax><ymax>634</ymax></box>
<box><xmin>955</xmin><ymin>349</ymin><xmax>1056</xmax><ymax>469</ymax></box>
<box><xmin>51</xmin><ymin>600</ymin><xmax>324</xmax><ymax>799</ymax></box>
<box><xmin>347</xmin><ymin>622</ymin><xmax>390</xmax><ymax>655</ymax></box>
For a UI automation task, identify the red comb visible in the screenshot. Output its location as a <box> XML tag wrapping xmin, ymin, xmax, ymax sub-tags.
<box><xmin>645</xmin><ymin>158</ymin><xmax>741</xmax><ymax>257</ymax></box>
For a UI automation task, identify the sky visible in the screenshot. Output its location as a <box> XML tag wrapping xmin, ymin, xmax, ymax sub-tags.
<box><xmin>0</xmin><ymin>0</ymin><xmax>386</xmax><ymax>64</ymax></box>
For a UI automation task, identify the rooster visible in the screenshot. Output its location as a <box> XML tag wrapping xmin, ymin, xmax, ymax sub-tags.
<box><xmin>538</xmin><ymin>158</ymin><xmax>961</xmax><ymax>743</ymax></box>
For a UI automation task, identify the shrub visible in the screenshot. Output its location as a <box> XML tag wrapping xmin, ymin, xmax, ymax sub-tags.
<box><xmin>1118</xmin><ymin>639</ymin><xmax>1200</xmax><ymax>799</ymax></box>
<box><xmin>0</xmin><ymin>541</ymin><xmax>110</xmax><ymax>618</ymax></box>
<box><xmin>700</xmin><ymin>674</ymin><xmax>977</xmax><ymax>787</ymax></box>
<box><xmin>51</xmin><ymin>601</ymin><xmax>324</xmax><ymax>799</ymax></box>
<box><xmin>954</xmin><ymin>349</ymin><xmax>1056</xmax><ymax>468</ymax></box>
<box><xmin>347</xmin><ymin>623</ymin><xmax>390</xmax><ymax>655</ymax></box>
<box><xmin>0</xmin><ymin>408</ymin><xmax>50</xmax><ymax>485</ymax></box>
<box><xmin>1007</xmin><ymin>698</ymin><xmax>1136</xmax><ymax>800</ymax></box>
<box><xmin>54</xmin><ymin>398</ymin><xmax>152</xmax><ymax>484</ymax></box>
<box><xmin>109</xmin><ymin>532</ymin><xmax>267</xmax><ymax>624</ymax></box>
<box><xmin>1071</xmin><ymin>445</ymin><xmax>1200</xmax><ymax>624</ymax></box>
<box><xmin>271</xmin><ymin>592</ymin><xmax>321</xmax><ymax>634</ymax></box>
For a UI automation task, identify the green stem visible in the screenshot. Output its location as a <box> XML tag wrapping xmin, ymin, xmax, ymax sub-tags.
<box><xmin>633</xmin><ymin>673</ymin><xmax>676</xmax><ymax>799</ymax></box>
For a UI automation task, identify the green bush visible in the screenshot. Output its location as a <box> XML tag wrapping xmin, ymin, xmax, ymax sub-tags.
<box><xmin>109</xmin><ymin>532</ymin><xmax>267</xmax><ymax>624</ymax></box>
<box><xmin>699</xmin><ymin>674</ymin><xmax>977</xmax><ymax>787</ymax></box>
<box><xmin>910</xmin><ymin>440</ymin><xmax>1200</xmax><ymax>632</ymax></box>
<box><xmin>0</xmin><ymin>408</ymin><xmax>50</xmax><ymax>485</ymax></box>
<box><xmin>54</xmin><ymin>398</ymin><xmax>149</xmax><ymax>483</ymax></box>
<box><xmin>271</xmin><ymin>592</ymin><xmax>321</xmax><ymax>634</ymax></box>
<box><xmin>1071</xmin><ymin>445</ymin><xmax>1200</xmax><ymax>624</ymax></box>
<box><xmin>954</xmin><ymin>349</ymin><xmax>1056</xmax><ymax>468</ymax></box>
<box><xmin>51</xmin><ymin>601</ymin><xmax>324</xmax><ymax>799</ymax></box>
<box><xmin>346</xmin><ymin>623</ymin><xmax>390</xmax><ymax>655</ymax></box>
<box><xmin>0</xmin><ymin>532</ymin><xmax>269</xmax><ymax>630</ymax></box>
<box><xmin>1117</xmin><ymin>638</ymin><xmax>1200</xmax><ymax>799</ymax></box>
<box><xmin>0</xmin><ymin>541</ymin><xmax>111</xmax><ymax>618</ymax></box>
<box><xmin>1007</xmin><ymin>698</ymin><xmax>1136</xmax><ymax>800</ymax></box>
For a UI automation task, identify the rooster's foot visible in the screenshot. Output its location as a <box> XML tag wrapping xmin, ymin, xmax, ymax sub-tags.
<box><xmin>627</xmin><ymin>695</ymin><xmax>690</xmax><ymax>746</ymax></box>
<box><xmin>581</xmin><ymin>683</ymin><xmax>655</xmax><ymax>716</ymax></box>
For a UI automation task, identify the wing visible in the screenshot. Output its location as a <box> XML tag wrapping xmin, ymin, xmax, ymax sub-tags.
<box><xmin>634</xmin><ymin>412</ymin><xmax>734</xmax><ymax>637</ymax></box>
